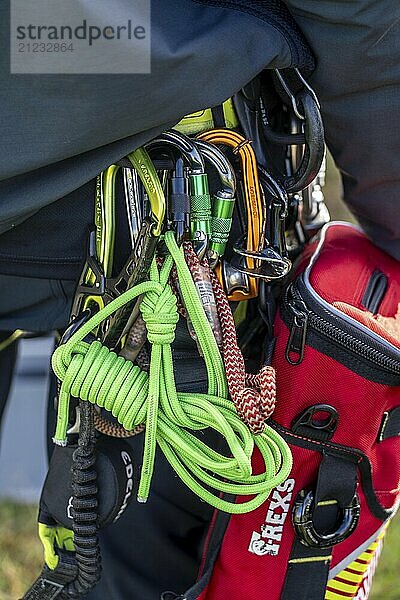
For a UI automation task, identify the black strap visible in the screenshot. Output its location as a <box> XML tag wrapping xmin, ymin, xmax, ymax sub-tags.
<box><xmin>282</xmin><ymin>453</ymin><xmax>359</xmax><ymax>600</ymax></box>
<box><xmin>281</xmin><ymin>540</ymin><xmax>332</xmax><ymax>600</ymax></box>
<box><xmin>314</xmin><ymin>453</ymin><xmax>357</xmax><ymax>521</ymax></box>
<box><xmin>22</xmin><ymin>551</ymin><xmax>78</xmax><ymax>600</ymax></box>
<box><xmin>378</xmin><ymin>406</ymin><xmax>400</xmax><ymax>441</ymax></box>
<box><xmin>211</xmin><ymin>105</ymin><xmax>226</xmax><ymax>128</ymax></box>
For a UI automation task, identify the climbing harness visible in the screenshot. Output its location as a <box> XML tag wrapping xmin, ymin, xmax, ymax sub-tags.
<box><xmin>22</xmin><ymin>67</ymin><xmax>332</xmax><ymax>599</ymax></box>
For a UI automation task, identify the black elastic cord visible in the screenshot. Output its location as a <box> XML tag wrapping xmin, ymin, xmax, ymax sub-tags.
<box><xmin>66</xmin><ymin>402</ymin><xmax>101</xmax><ymax>596</ymax></box>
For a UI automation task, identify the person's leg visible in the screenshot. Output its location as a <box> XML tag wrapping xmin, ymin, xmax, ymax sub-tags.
<box><xmin>82</xmin><ymin>347</ymin><xmax>216</xmax><ymax>600</ymax></box>
<box><xmin>84</xmin><ymin>427</ymin><xmax>216</xmax><ymax>600</ymax></box>
<box><xmin>0</xmin><ymin>332</ymin><xmax>19</xmax><ymax>440</ymax></box>
<box><xmin>42</xmin><ymin>312</ymin><xmax>215</xmax><ymax>599</ymax></box>
<box><xmin>284</xmin><ymin>0</ymin><xmax>400</xmax><ymax>258</ymax></box>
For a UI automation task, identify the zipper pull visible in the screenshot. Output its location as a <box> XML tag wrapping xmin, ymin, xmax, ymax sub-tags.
<box><xmin>285</xmin><ymin>300</ymin><xmax>308</xmax><ymax>365</ymax></box>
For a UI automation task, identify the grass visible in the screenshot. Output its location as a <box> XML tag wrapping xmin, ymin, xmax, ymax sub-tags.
<box><xmin>0</xmin><ymin>502</ymin><xmax>42</xmax><ymax>600</ymax></box>
<box><xmin>369</xmin><ymin>517</ymin><xmax>400</xmax><ymax>599</ymax></box>
<box><xmin>0</xmin><ymin>500</ymin><xmax>399</xmax><ymax>598</ymax></box>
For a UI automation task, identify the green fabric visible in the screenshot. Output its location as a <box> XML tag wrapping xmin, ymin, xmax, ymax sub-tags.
<box><xmin>52</xmin><ymin>231</ymin><xmax>292</xmax><ymax>513</ymax></box>
<box><xmin>38</xmin><ymin>523</ymin><xmax>74</xmax><ymax>570</ymax></box>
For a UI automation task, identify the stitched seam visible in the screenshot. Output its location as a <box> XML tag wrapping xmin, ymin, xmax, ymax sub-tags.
<box><xmin>272</xmin><ymin>421</ymin><xmax>362</xmax><ymax>463</ymax></box>
<box><xmin>0</xmin><ymin>254</ymin><xmax>82</xmax><ymax>264</ymax></box>
<box><xmin>270</xmin><ymin>421</ymin><xmax>392</xmax><ymax>520</ymax></box>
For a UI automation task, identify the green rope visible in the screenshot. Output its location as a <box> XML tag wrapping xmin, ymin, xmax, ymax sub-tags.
<box><xmin>52</xmin><ymin>231</ymin><xmax>292</xmax><ymax>513</ymax></box>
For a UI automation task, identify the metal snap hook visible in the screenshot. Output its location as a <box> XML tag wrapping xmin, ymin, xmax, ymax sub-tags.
<box><xmin>231</xmin><ymin>235</ymin><xmax>292</xmax><ymax>281</ymax></box>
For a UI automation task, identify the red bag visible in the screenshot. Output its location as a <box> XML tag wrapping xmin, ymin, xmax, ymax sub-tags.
<box><xmin>182</xmin><ymin>222</ymin><xmax>400</xmax><ymax>600</ymax></box>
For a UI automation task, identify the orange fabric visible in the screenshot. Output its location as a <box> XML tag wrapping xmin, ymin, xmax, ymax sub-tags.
<box><xmin>333</xmin><ymin>302</ymin><xmax>400</xmax><ymax>348</ymax></box>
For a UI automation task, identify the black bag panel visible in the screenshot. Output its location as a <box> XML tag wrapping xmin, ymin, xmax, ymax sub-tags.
<box><xmin>0</xmin><ymin>274</ymin><xmax>76</xmax><ymax>332</ymax></box>
<box><xmin>0</xmin><ymin>180</ymin><xmax>94</xmax><ymax>281</ymax></box>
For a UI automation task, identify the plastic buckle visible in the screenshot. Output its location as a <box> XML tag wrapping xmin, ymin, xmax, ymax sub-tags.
<box><xmin>291</xmin><ymin>404</ymin><xmax>339</xmax><ymax>440</ymax></box>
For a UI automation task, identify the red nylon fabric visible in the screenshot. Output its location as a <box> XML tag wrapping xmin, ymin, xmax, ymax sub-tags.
<box><xmin>198</xmin><ymin>223</ymin><xmax>400</xmax><ymax>600</ymax></box>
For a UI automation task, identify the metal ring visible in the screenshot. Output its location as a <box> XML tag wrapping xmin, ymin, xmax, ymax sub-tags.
<box><xmin>293</xmin><ymin>489</ymin><xmax>360</xmax><ymax>548</ymax></box>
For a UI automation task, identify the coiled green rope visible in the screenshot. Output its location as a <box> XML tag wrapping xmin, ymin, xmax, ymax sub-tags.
<box><xmin>52</xmin><ymin>231</ymin><xmax>292</xmax><ymax>513</ymax></box>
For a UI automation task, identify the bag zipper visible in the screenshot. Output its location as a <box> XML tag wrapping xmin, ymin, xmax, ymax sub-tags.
<box><xmin>285</xmin><ymin>298</ymin><xmax>308</xmax><ymax>365</ymax></box>
<box><xmin>282</xmin><ymin>279</ymin><xmax>400</xmax><ymax>376</ymax></box>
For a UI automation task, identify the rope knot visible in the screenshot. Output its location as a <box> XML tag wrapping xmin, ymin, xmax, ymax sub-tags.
<box><xmin>236</xmin><ymin>387</ymin><xmax>266</xmax><ymax>434</ymax></box>
<box><xmin>140</xmin><ymin>282</ymin><xmax>179</xmax><ymax>345</ymax></box>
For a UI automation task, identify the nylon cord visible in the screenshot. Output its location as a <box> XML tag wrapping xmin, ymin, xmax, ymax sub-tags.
<box><xmin>52</xmin><ymin>231</ymin><xmax>292</xmax><ymax>513</ymax></box>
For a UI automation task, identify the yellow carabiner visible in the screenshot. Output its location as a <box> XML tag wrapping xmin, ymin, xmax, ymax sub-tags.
<box><xmin>81</xmin><ymin>164</ymin><xmax>118</xmax><ymax>314</ymax></box>
<box><xmin>127</xmin><ymin>147</ymin><xmax>166</xmax><ymax>237</ymax></box>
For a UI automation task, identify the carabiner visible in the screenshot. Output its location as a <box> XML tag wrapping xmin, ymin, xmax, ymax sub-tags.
<box><xmin>293</xmin><ymin>489</ymin><xmax>360</xmax><ymax>548</ymax></box>
<box><xmin>168</xmin><ymin>157</ymin><xmax>191</xmax><ymax>245</ymax></box>
<box><xmin>272</xmin><ymin>69</ymin><xmax>325</xmax><ymax>193</ymax></box>
<box><xmin>146</xmin><ymin>129</ymin><xmax>205</xmax><ymax>174</ymax></box>
<box><xmin>127</xmin><ymin>147</ymin><xmax>166</xmax><ymax>236</ymax></box>
<box><xmin>197</xmin><ymin>129</ymin><xmax>264</xmax><ymax>300</ymax></box>
<box><xmin>275</xmin><ymin>69</ymin><xmax>306</xmax><ymax>121</ymax></box>
<box><xmin>231</xmin><ymin>241</ymin><xmax>291</xmax><ymax>281</ymax></box>
<box><xmin>283</xmin><ymin>88</ymin><xmax>325</xmax><ymax>193</ymax></box>
<box><xmin>146</xmin><ymin>130</ymin><xmax>210</xmax><ymax>256</ymax></box>
<box><xmin>194</xmin><ymin>139</ymin><xmax>236</xmax><ymax>266</ymax></box>
<box><xmin>258</xmin><ymin>165</ymin><xmax>292</xmax><ymax>267</ymax></box>
<box><xmin>70</xmin><ymin>164</ymin><xmax>118</xmax><ymax>318</ymax></box>
<box><xmin>122</xmin><ymin>166</ymin><xmax>144</xmax><ymax>249</ymax></box>
<box><xmin>103</xmin><ymin>147</ymin><xmax>167</xmax><ymax>350</ymax></box>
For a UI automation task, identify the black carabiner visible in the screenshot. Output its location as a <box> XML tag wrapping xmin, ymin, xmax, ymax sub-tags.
<box><xmin>293</xmin><ymin>489</ymin><xmax>360</xmax><ymax>548</ymax></box>
<box><xmin>283</xmin><ymin>88</ymin><xmax>325</xmax><ymax>193</ymax></box>
<box><xmin>146</xmin><ymin>129</ymin><xmax>205</xmax><ymax>174</ymax></box>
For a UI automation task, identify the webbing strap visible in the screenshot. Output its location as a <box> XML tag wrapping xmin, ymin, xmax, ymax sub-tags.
<box><xmin>282</xmin><ymin>453</ymin><xmax>359</xmax><ymax>600</ymax></box>
<box><xmin>281</xmin><ymin>541</ymin><xmax>332</xmax><ymax>600</ymax></box>
<box><xmin>22</xmin><ymin>552</ymin><xmax>77</xmax><ymax>600</ymax></box>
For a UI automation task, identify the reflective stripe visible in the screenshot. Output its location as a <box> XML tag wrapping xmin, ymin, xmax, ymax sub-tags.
<box><xmin>324</xmin><ymin>529</ymin><xmax>386</xmax><ymax>600</ymax></box>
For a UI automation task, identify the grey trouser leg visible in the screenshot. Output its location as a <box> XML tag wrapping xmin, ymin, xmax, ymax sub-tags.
<box><xmin>0</xmin><ymin>333</ymin><xmax>19</xmax><ymax>441</ymax></box>
<box><xmin>284</xmin><ymin>0</ymin><xmax>400</xmax><ymax>258</ymax></box>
